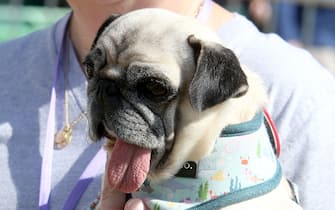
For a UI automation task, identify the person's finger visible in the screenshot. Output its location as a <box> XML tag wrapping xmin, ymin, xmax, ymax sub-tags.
<box><xmin>124</xmin><ymin>198</ymin><xmax>148</xmax><ymax>210</ymax></box>
<box><xmin>98</xmin><ymin>187</ymin><xmax>126</xmax><ymax>210</ymax></box>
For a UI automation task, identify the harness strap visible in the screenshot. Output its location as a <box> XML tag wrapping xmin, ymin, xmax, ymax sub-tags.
<box><xmin>187</xmin><ymin>162</ymin><xmax>282</xmax><ymax>210</ymax></box>
<box><xmin>263</xmin><ymin>108</ymin><xmax>281</xmax><ymax>157</ymax></box>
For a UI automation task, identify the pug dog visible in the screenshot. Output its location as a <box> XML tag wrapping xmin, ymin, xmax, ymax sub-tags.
<box><xmin>84</xmin><ymin>8</ymin><xmax>302</xmax><ymax>210</ymax></box>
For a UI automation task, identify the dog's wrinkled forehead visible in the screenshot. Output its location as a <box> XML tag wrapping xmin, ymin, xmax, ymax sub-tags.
<box><xmin>95</xmin><ymin>9</ymin><xmax>183</xmax><ymax>49</ymax></box>
<box><xmin>88</xmin><ymin>9</ymin><xmax>208</xmax><ymax>85</ymax></box>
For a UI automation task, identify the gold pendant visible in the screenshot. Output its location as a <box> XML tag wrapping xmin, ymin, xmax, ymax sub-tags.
<box><xmin>54</xmin><ymin>125</ymin><xmax>72</xmax><ymax>149</ymax></box>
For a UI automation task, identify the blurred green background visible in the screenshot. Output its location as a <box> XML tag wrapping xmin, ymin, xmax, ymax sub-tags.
<box><xmin>0</xmin><ymin>0</ymin><xmax>69</xmax><ymax>42</ymax></box>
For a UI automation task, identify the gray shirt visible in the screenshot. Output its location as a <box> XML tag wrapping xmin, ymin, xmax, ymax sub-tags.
<box><xmin>1</xmin><ymin>11</ymin><xmax>335</xmax><ymax>210</ymax></box>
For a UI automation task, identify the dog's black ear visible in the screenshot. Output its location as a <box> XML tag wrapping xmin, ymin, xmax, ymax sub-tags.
<box><xmin>91</xmin><ymin>14</ymin><xmax>121</xmax><ymax>49</ymax></box>
<box><xmin>187</xmin><ymin>35</ymin><xmax>249</xmax><ymax>112</ymax></box>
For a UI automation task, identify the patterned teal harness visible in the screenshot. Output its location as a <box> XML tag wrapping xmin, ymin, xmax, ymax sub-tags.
<box><xmin>132</xmin><ymin>111</ymin><xmax>282</xmax><ymax>210</ymax></box>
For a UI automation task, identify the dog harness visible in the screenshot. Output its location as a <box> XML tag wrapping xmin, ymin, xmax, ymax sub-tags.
<box><xmin>132</xmin><ymin>111</ymin><xmax>282</xmax><ymax>210</ymax></box>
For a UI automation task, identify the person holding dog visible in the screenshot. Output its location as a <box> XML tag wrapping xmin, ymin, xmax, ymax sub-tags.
<box><xmin>0</xmin><ymin>0</ymin><xmax>334</xmax><ymax>210</ymax></box>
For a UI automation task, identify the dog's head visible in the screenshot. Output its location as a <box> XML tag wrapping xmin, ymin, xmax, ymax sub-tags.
<box><xmin>84</xmin><ymin>9</ymin><xmax>265</xmax><ymax>193</ymax></box>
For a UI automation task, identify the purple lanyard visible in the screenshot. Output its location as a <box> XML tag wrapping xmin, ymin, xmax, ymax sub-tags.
<box><xmin>38</xmin><ymin>1</ymin><xmax>212</xmax><ymax>209</ymax></box>
<box><xmin>38</xmin><ymin>17</ymin><xmax>106</xmax><ymax>210</ymax></box>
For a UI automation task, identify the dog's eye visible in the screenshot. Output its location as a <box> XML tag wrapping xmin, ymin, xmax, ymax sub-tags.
<box><xmin>138</xmin><ymin>78</ymin><xmax>170</xmax><ymax>101</ymax></box>
<box><xmin>145</xmin><ymin>81</ymin><xmax>167</xmax><ymax>97</ymax></box>
<box><xmin>83</xmin><ymin>47</ymin><xmax>106</xmax><ymax>80</ymax></box>
<box><xmin>83</xmin><ymin>60</ymin><xmax>95</xmax><ymax>79</ymax></box>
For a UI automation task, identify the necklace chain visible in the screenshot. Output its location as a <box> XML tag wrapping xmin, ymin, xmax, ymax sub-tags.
<box><xmin>54</xmin><ymin>34</ymin><xmax>87</xmax><ymax>150</ymax></box>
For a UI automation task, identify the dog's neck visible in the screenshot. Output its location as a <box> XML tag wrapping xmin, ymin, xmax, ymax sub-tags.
<box><xmin>134</xmin><ymin>112</ymin><xmax>282</xmax><ymax>209</ymax></box>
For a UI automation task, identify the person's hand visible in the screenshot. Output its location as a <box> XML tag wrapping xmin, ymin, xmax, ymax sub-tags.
<box><xmin>97</xmin><ymin>183</ymin><xmax>125</xmax><ymax>210</ymax></box>
<box><xmin>98</xmin><ymin>187</ymin><xmax>148</xmax><ymax>210</ymax></box>
<box><xmin>124</xmin><ymin>198</ymin><xmax>148</xmax><ymax>210</ymax></box>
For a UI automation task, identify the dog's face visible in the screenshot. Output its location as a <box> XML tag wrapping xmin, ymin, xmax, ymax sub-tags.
<box><xmin>84</xmin><ymin>9</ymin><xmax>252</xmax><ymax>193</ymax></box>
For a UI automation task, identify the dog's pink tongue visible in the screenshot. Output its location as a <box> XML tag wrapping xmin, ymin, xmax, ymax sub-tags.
<box><xmin>108</xmin><ymin>139</ymin><xmax>151</xmax><ymax>193</ymax></box>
